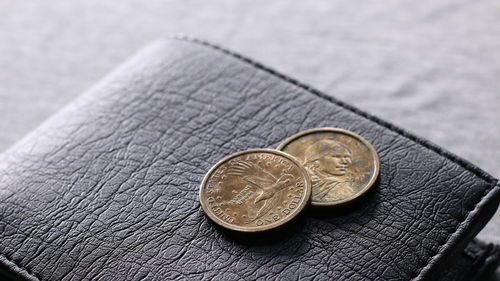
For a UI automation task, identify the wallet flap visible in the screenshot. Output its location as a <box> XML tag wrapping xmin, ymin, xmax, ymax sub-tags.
<box><xmin>0</xmin><ymin>37</ymin><xmax>498</xmax><ymax>281</ymax></box>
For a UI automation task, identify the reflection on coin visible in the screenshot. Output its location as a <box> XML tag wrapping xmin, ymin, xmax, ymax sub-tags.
<box><xmin>199</xmin><ymin>149</ymin><xmax>312</xmax><ymax>232</ymax></box>
<box><xmin>277</xmin><ymin>128</ymin><xmax>380</xmax><ymax>206</ymax></box>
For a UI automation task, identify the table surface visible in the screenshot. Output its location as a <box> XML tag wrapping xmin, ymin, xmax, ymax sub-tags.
<box><xmin>1</xmin><ymin>0</ymin><xmax>499</xmax><ymax>278</ymax></box>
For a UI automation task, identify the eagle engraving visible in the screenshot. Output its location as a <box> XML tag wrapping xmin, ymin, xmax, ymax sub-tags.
<box><xmin>226</xmin><ymin>160</ymin><xmax>294</xmax><ymax>223</ymax></box>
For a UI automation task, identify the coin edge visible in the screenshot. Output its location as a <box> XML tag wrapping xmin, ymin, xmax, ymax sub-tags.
<box><xmin>199</xmin><ymin>148</ymin><xmax>312</xmax><ymax>232</ymax></box>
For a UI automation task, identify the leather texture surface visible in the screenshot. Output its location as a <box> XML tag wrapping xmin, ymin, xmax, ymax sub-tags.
<box><xmin>2</xmin><ymin>0</ymin><xmax>500</xmax><ymax>250</ymax></box>
<box><xmin>0</xmin><ymin>38</ymin><xmax>499</xmax><ymax>281</ymax></box>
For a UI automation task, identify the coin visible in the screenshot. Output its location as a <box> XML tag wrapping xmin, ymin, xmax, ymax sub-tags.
<box><xmin>277</xmin><ymin>128</ymin><xmax>380</xmax><ymax>206</ymax></box>
<box><xmin>199</xmin><ymin>149</ymin><xmax>312</xmax><ymax>232</ymax></box>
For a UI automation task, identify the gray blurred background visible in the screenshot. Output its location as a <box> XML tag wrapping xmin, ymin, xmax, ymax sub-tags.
<box><xmin>1</xmin><ymin>0</ymin><xmax>499</xmax><ymax>278</ymax></box>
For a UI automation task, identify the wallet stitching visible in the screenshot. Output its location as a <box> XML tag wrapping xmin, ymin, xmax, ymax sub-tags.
<box><xmin>409</xmin><ymin>184</ymin><xmax>497</xmax><ymax>281</ymax></box>
<box><xmin>0</xmin><ymin>36</ymin><xmax>497</xmax><ymax>281</ymax></box>
<box><xmin>171</xmin><ymin>35</ymin><xmax>495</xmax><ymax>184</ymax></box>
<box><xmin>170</xmin><ymin>35</ymin><xmax>499</xmax><ymax>281</ymax></box>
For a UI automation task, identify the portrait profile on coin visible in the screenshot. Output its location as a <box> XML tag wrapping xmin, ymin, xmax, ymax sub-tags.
<box><xmin>278</xmin><ymin>128</ymin><xmax>380</xmax><ymax>206</ymax></box>
<box><xmin>303</xmin><ymin>139</ymin><xmax>356</xmax><ymax>201</ymax></box>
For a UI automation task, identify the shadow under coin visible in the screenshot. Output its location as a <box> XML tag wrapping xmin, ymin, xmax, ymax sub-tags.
<box><xmin>215</xmin><ymin>212</ymin><xmax>308</xmax><ymax>246</ymax></box>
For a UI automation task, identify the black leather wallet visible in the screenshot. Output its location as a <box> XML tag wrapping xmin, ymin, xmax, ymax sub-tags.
<box><xmin>0</xmin><ymin>37</ymin><xmax>499</xmax><ymax>281</ymax></box>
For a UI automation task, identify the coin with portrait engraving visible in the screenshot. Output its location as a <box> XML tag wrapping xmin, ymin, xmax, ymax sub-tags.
<box><xmin>199</xmin><ymin>149</ymin><xmax>312</xmax><ymax>232</ymax></box>
<box><xmin>277</xmin><ymin>128</ymin><xmax>380</xmax><ymax>206</ymax></box>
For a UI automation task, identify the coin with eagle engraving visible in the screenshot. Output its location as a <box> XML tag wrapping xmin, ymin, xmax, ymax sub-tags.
<box><xmin>278</xmin><ymin>128</ymin><xmax>380</xmax><ymax>206</ymax></box>
<box><xmin>199</xmin><ymin>149</ymin><xmax>312</xmax><ymax>232</ymax></box>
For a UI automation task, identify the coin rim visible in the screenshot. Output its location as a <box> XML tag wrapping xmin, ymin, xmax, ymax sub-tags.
<box><xmin>276</xmin><ymin>128</ymin><xmax>380</xmax><ymax>206</ymax></box>
<box><xmin>199</xmin><ymin>149</ymin><xmax>312</xmax><ymax>232</ymax></box>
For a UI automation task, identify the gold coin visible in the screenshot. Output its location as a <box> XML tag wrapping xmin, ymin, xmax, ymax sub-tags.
<box><xmin>199</xmin><ymin>149</ymin><xmax>312</xmax><ymax>232</ymax></box>
<box><xmin>277</xmin><ymin>128</ymin><xmax>380</xmax><ymax>206</ymax></box>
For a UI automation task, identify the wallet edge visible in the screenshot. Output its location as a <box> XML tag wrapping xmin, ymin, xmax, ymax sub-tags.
<box><xmin>167</xmin><ymin>35</ymin><xmax>500</xmax><ymax>281</ymax></box>
<box><xmin>0</xmin><ymin>255</ymin><xmax>40</xmax><ymax>281</ymax></box>
<box><xmin>0</xmin><ymin>35</ymin><xmax>498</xmax><ymax>281</ymax></box>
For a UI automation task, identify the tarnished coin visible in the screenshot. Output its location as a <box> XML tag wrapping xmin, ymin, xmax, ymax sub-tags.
<box><xmin>277</xmin><ymin>128</ymin><xmax>380</xmax><ymax>206</ymax></box>
<box><xmin>199</xmin><ymin>149</ymin><xmax>312</xmax><ymax>232</ymax></box>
